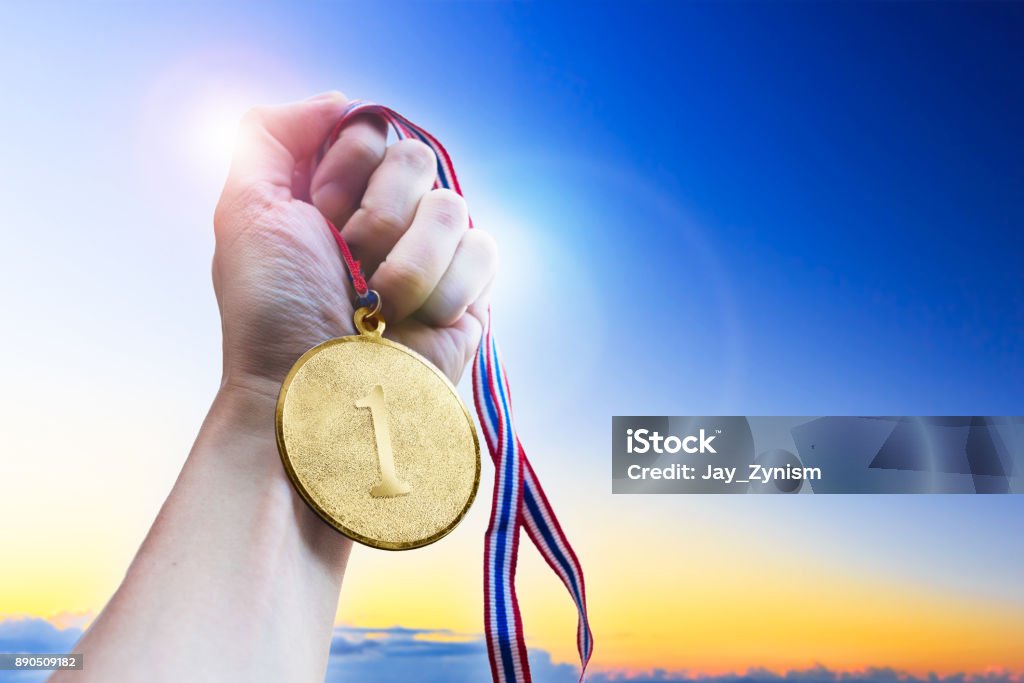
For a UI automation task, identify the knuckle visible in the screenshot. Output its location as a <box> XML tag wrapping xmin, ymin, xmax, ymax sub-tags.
<box><xmin>426</xmin><ymin>289</ymin><xmax>464</xmax><ymax>327</ymax></box>
<box><xmin>338</xmin><ymin>129</ymin><xmax>384</xmax><ymax>168</ymax></box>
<box><xmin>424</xmin><ymin>189</ymin><xmax>468</xmax><ymax>230</ymax></box>
<box><xmin>381</xmin><ymin>259</ymin><xmax>431</xmax><ymax>295</ymax></box>
<box><xmin>240</xmin><ymin>105</ymin><xmax>270</xmax><ymax>129</ymax></box>
<box><xmin>360</xmin><ymin>204</ymin><xmax>408</xmax><ymax>236</ymax></box>
<box><xmin>389</xmin><ymin>139</ymin><xmax>436</xmax><ymax>172</ymax></box>
<box><xmin>469</xmin><ymin>229</ymin><xmax>499</xmax><ymax>267</ymax></box>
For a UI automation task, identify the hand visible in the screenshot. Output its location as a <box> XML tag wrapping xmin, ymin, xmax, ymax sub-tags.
<box><xmin>213</xmin><ymin>92</ymin><xmax>497</xmax><ymax>397</ymax></box>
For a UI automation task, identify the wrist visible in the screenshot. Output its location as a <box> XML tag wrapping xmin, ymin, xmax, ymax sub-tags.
<box><xmin>219</xmin><ymin>369</ymin><xmax>285</xmax><ymax>410</ymax></box>
<box><xmin>189</xmin><ymin>380</ymin><xmax>290</xmax><ymax>514</ymax></box>
<box><xmin>189</xmin><ymin>376</ymin><xmax>354</xmax><ymax>567</ymax></box>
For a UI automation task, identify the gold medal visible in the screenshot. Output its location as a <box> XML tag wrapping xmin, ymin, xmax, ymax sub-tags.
<box><xmin>275</xmin><ymin>303</ymin><xmax>481</xmax><ymax>550</ymax></box>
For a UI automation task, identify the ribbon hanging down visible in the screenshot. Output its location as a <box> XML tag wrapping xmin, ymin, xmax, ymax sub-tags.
<box><xmin>317</xmin><ymin>101</ymin><xmax>594</xmax><ymax>683</ymax></box>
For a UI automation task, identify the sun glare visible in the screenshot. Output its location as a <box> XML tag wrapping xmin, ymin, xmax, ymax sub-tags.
<box><xmin>187</xmin><ymin>98</ymin><xmax>247</xmax><ymax>179</ymax></box>
<box><xmin>136</xmin><ymin>48</ymin><xmax>303</xmax><ymax>189</ymax></box>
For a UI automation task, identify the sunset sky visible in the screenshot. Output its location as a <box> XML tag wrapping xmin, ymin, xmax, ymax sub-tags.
<box><xmin>1</xmin><ymin>2</ymin><xmax>1022</xmax><ymax>681</ymax></box>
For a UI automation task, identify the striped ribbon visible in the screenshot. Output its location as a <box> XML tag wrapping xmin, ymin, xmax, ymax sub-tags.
<box><xmin>319</xmin><ymin>101</ymin><xmax>594</xmax><ymax>683</ymax></box>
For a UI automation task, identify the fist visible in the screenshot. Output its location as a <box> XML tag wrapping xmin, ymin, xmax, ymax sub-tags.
<box><xmin>212</xmin><ymin>92</ymin><xmax>497</xmax><ymax>398</ymax></box>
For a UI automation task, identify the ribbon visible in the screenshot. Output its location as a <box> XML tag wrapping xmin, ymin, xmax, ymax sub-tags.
<box><xmin>319</xmin><ymin>101</ymin><xmax>594</xmax><ymax>682</ymax></box>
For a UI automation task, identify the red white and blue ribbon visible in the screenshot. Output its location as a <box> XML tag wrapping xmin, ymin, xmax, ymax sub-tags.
<box><xmin>320</xmin><ymin>101</ymin><xmax>594</xmax><ymax>683</ymax></box>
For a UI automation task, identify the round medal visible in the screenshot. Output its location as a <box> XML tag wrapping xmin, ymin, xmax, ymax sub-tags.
<box><xmin>276</xmin><ymin>307</ymin><xmax>481</xmax><ymax>550</ymax></box>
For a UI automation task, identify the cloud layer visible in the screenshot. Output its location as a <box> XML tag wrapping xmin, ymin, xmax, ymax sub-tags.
<box><xmin>323</xmin><ymin>625</ymin><xmax>578</xmax><ymax>682</ymax></box>
<box><xmin>589</xmin><ymin>669</ymin><xmax>1024</xmax><ymax>683</ymax></box>
<box><xmin>1</xmin><ymin>617</ymin><xmax>1021</xmax><ymax>683</ymax></box>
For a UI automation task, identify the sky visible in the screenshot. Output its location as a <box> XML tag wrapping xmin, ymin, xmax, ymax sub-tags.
<box><xmin>0</xmin><ymin>1</ymin><xmax>1022</xmax><ymax>681</ymax></box>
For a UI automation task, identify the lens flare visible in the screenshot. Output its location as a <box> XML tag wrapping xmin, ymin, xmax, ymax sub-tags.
<box><xmin>187</xmin><ymin>98</ymin><xmax>246</xmax><ymax>179</ymax></box>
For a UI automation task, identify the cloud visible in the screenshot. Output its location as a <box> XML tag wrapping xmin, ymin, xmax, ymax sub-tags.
<box><xmin>0</xmin><ymin>617</ymin><xmax>81</xmax><ymax>655</ymax></box>
<box><xmin>324</xmin><ymin>626</ymin><xmax>579</xmax><ymax>683</ymax></box>
<box><xmin>0</xmin><ymin>618</ymin><xmax>83</xmax><ymax>683</ymax></box>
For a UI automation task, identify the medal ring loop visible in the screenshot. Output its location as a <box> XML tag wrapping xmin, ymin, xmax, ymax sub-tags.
<box><xmin>354</xmin><ymin>302</ymin><xmax>386</xmax><ymax>337</ymax></box>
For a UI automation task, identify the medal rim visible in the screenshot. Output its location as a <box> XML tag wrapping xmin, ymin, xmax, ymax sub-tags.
<box><xmin>275</xmin><ymin>333</ymin><xmax>481</xmax><ymax>551</ymax></box>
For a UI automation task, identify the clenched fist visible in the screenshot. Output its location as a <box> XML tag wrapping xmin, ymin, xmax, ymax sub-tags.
<box><xmin>212</xmin><ymin>91</ymin><xmax>497</xmax><ymax>399</ymax></box>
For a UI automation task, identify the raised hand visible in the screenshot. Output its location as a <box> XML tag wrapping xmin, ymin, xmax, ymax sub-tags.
<box><xmin>213</xmin><ymin>92</ymin><xmax>496</xmax><ymax>399</ymax></box>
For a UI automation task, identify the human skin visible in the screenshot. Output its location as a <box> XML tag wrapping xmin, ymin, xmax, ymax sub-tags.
<box><xmin>51</xmin><ymin>91</ymin><xmax>497</xmax><ymax>682</ymax></box>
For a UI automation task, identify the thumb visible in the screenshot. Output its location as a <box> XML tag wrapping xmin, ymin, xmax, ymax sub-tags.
<box><xmin>222</xmin><ymin>91</ymin><xmax>349</xmax><ymax>203</ymax></box>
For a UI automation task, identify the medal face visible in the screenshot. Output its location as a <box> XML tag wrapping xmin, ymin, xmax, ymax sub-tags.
<box><xmin>276</xmin><ymin>319</ymin><xmax>480</xmax><ymax>550</ymax></box>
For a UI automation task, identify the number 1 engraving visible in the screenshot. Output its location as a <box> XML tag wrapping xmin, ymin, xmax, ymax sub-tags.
<box><xmin>356</xmin><ymin>384</ymin><xmax>411</xmax><ymax>498</ymax></box>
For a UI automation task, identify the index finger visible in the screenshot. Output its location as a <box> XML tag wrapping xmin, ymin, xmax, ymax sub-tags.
<box><xmin>310</xmin><ymin>114</ymin><xmax>389</xmax><ymax>227</ymax></box>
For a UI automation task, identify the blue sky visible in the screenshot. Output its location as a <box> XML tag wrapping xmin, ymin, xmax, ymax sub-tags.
<box><xmin>0</xmin><ymin>1</ymin><xmax>1021</xmax><ymax>679</ymax></box>
<box><xmin>2</xmin><ymin>2</ymin><xmax>1020</xmax><ymax>416</ymax></box>
<box><xmin>3</xmin><ymin>1</ymin><xmax>1021</xmax><ymax>413</ymax></box>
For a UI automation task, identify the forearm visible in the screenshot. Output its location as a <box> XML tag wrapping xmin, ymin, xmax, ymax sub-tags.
<box><xmin>54</xmin><ymin>383</ymin><xmax>351</xmax><ymax>683</ymax></box>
